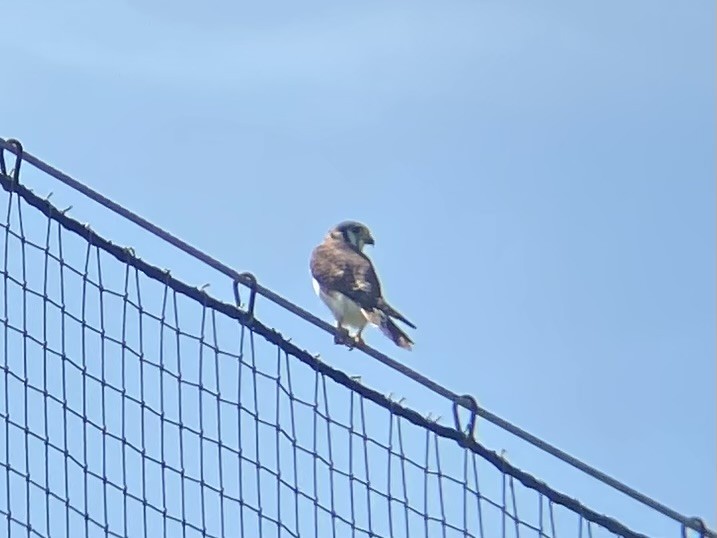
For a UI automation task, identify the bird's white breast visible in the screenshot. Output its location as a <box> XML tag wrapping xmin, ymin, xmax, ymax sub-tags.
<box><xmin>312</xmin><ymin>278</ymin><xmax>368</xmax><ymax>329</ymax></box>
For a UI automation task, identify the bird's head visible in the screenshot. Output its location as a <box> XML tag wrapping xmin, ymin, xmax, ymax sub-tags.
<box><xmin>329</xmin><ymin>221</ymin><xmax>375</xmax><ymax>251</ymax></box>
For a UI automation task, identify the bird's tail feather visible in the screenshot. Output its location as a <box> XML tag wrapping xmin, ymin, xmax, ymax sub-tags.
<box><xmin>378</xmin><ymin>300</ymin><xmax>416</xmax><ymax>329</ymax></box>
<box><xmin>362</xmin><ymin>309</ymin><xmax>414</xmax><ymax>350</ymax></box>
<box><xmin>381</xmin><ymin>317</ymin><xmax>414</xmax><ymax>350</ymax></box>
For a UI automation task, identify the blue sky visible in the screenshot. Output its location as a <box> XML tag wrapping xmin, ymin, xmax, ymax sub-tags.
<box><xmin>1</xmin><ymin>0</ymin><xmax>714</xmax><ymax>536</ymax></box>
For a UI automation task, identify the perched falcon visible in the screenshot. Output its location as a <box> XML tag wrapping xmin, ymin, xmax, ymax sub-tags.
<box><xmin>310</xmin><ymin>221</ymin><xmax>416</xmax><ymax>350</ymax></box>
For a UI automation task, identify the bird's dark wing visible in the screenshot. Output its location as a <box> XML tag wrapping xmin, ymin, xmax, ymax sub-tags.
<box><xmin>310</xmin><ymin>239</ymin><xmax>382</xmax><ymax>309</ymax></box>
<box><xmin>310</xmin><ymin>239</ymin><xmax>416</xmax><ymax>329</ymax></box>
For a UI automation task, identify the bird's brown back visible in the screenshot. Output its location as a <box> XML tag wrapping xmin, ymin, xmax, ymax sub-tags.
<box><xmin>310</xmin><ymin>237</ymin><xmax>383</xmax><ymax>309</ymax></box>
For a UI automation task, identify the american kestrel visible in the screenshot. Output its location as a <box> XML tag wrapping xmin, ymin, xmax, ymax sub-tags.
<box><xmin>310</xmin><ymin>221</ymin><xmax>415</xmax><ymax>350</ymax></box>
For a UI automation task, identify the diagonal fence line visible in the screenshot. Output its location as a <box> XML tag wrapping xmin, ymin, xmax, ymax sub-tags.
<box><xmin>0</xmin><ymin>137</ymin><xmax>713</xmax><ymax>538</ymax></box>
<box><xmin>0</xmin><ymin>167</ymin><xmax>646</xmax><ymax>538</ymax></box>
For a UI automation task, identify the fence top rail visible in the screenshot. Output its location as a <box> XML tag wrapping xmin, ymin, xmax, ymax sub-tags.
<box><xmin>0</xmin><ymin>137</ymin><xmax>712</xmax><ymax>538</ymax></box>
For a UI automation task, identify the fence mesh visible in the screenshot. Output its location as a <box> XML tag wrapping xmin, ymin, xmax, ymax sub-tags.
<box><xmin>0</xmin><ymin>161</ymin><xmax>693</xmax><ymax>538</ymax></box>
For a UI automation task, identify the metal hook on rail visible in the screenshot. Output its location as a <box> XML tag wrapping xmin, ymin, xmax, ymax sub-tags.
<box><xmin>0</xmin><ymin>139</ymin><xmax>24</xmax><ymax>183</ymax></box>
<box><xmin>452</xmin><ymin>394</ymin><xmax>479</xmax><ymax>440</ymax></box>
<box><xmin>233</xmin><ymin>272</ymin><xmax>258</xmax><ymax>321</ymax></box>
<box><xmin>0</xmin><ymin>138</ymin><xmax>23</xmax><ymax>179</ymax></box>
<box><xmin>683</xmin><ymin>518</ymin><xmax>708</xmax><ymax>538</ymax></box>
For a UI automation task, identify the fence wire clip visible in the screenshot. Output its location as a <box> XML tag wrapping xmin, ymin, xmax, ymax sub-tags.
<box><xmin>427</xmin><ymin>413</ymin><xmax>442</xmax><ymax>424</ymax></box>
<box><xmin>233</xmin><ymin>272</ymin><xmax>258</xmax><ymax>321</ymax></box>
<box><xmin>453</xmin><ymin>394</ymin><xmax>479</xmax><ymax>440</ymax></box>
<box><xmin>0</xmin><ymin>138</ymin><xmax>23</xmax><ymax>183</ymax></box>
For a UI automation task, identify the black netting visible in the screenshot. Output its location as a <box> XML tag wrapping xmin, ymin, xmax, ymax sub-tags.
<box><xmin>0</xmin><ymin>155</ymin><xmax>702</xmax><ymax>538</ymax></box>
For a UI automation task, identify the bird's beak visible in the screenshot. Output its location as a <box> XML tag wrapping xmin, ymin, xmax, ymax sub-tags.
<box><xmin>365</xmin><ymin>235</ymin><xmax>375</xmax><ymax>246</ymax></box>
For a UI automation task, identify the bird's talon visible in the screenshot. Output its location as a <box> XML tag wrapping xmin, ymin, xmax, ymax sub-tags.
<box><xmin>334</xmin><ymin>327</ymin><xmax>352</xmax><ymax>346</ymax></box>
